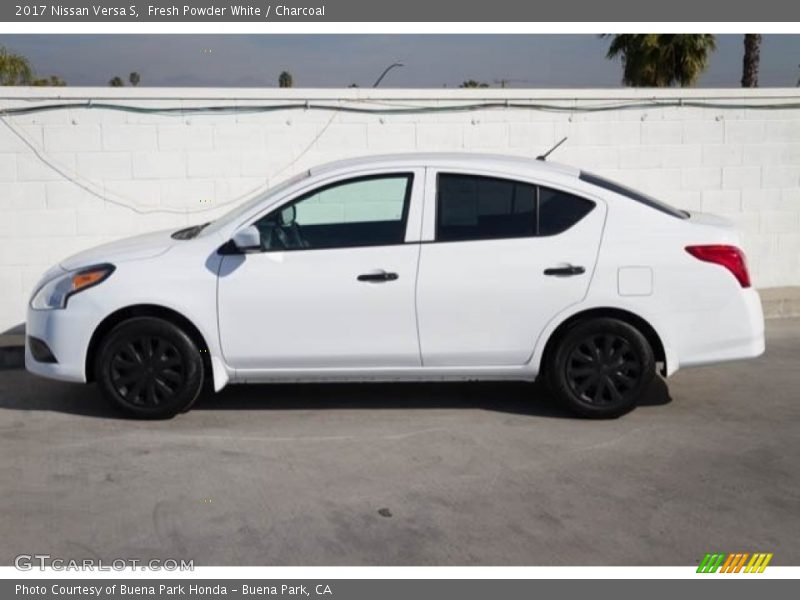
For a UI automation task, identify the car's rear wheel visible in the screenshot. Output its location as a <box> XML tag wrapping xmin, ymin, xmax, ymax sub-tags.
<box><xmin>545</xmin><ymin>318</ymin><xmax>655</xmax><ymax>418</ymax></box>
<box><xmin>95</xmin><ymin>317</ymin><xmax>204</xmax><ymax>419</ymax></box>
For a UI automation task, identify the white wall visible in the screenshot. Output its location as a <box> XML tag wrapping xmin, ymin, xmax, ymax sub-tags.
<box><xmin>1</xmin><ymin>87</ymin><xmax>799</xmax><ymax>332</ymax></box>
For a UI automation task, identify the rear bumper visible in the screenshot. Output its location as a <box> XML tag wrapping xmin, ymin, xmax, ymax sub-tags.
<box><xmin>672</xmin><ymin>288</ymin><xmax>765</xmax><ymax>371</ymax></box>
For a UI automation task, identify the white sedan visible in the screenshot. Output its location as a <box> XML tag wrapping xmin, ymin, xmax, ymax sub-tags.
<box><xmin>26</xmin><ymin>153</ymin><xmax>765</xmax><ymax>418</ymax></box>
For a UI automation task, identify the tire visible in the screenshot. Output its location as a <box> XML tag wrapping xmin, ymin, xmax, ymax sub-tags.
<box><xmin>545</xmin><ymin>318</ymin><xmax>655</xmax><ymax>419</ymax></box>
<box><xmin>95</xmin><ymin>317</ymin><xmax>205</xmax><ymax>419</ymax></box>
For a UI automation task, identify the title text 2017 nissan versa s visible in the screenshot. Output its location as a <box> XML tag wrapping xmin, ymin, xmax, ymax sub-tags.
<box><xmin>26</xmin><ymin>154</ymin><xmax>765</xmax><ymax>418</ymax></box>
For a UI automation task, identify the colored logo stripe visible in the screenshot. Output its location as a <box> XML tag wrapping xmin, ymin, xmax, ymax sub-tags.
<box><xmin>697</xmin><ymin>552</ymin><xmax>773</xmax><ymax>573</ymax></box>
<box><xmin>720</xmin><ymin>553</ymin><xmax>748</xmax><ymax>573</ymax></box>
<box><xmin>745</xmin><ymin>553</ymin><xmax>773</xmax><ymax>573</ymax></box>
<box><xmin>697</xmin><ymin>553</ymin><xmax>725</xmax><ymax>573</ymax></box>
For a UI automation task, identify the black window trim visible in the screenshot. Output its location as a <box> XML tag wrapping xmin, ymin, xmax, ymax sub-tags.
<box><xmin>579</xmin><ymin>170</ymin><xmax>689</xmax><ymax>219</ymax></box>
<box><xmin>433</xmin><ymin>171</ymin><xmax>596</xmax><ymax>244</ymax></box>
<box><xmin>242</xmin><ymin>172</ymin><xmax>416</xmax><ymax>254</ymax></box>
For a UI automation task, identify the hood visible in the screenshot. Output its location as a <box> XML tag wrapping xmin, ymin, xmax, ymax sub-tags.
<box><xmin>60</xmin><ymin>229</ymin><xmax>176</xmax><ymax>271</ymax></box>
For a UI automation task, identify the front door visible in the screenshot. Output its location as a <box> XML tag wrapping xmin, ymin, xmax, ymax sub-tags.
<box><xmin>218</xmin><ymin>172</ymin><xmax>423</xmax><ymax>371</ymax></box>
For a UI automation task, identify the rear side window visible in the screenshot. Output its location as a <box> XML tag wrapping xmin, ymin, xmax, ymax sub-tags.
<box><xmin>580</xmin><ymin>171</ymin><xmax>688</xmax><ymax>219</ymax></box>
<box><xmin>436</xmin><ymin>173</ymin><xmax>594</xmax><ymax>242</ymax></box>
<box><xmin>437</xmin><ymin>174</ymin><xmax>536</xmax><ymax>242</ymax></box>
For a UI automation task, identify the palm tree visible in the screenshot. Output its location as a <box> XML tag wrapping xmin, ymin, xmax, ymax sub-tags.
<box><xmin>604</xmin><ymin>34</ymin><xmax>716</xmax><ymax>87</ymax></box>
<box><xmin>459</xmin><ymin>80</ymin><xmax>490</xmax><ymax>88</ymax></box>
<box><xmin>108</xmin><ymin>76</ymin><xmax>124</xmax><ymax>87</ymax></box>
<box><xmin>0</xmin><ymin>45</ymin><xmax>33</xmax><ymax>85</ymax></box>
<box><xmin>278</xmin><ymin>71</ymin><xmax>293</xmax><ymax>88</ymax></box>
<box><xmin>30</xmin><ymin>75</ymin><xmax>67</xmax><ymax>87</ymax></box>
<box><xmin>741</xmin><ymin>34</ymin><xmax>761</xmax><ymax>87</ymax></box>
<box><xmin>129</xmin><ymin>72</ymin><xmax>141</xmax><ymax>87</ymax></box>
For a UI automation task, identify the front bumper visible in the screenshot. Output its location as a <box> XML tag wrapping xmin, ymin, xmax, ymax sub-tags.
<box><xmin>25</xmin><ymin>299</ymin><xmax>98</xmax><ymax>383</ymax></box>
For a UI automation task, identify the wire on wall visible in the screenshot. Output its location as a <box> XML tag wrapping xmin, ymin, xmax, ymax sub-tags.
<box><xmin>2</xmin><ymin>98</ymin><xmax>800</xmax><ymax>118</ymax></box>
<box><xmin>0</xmin><ymin>108</ymin><xmax>340</xmax><ymax>216</ymax></box>
<box><xmin>2</xmin><ymin>96</ymin><xmax>799</xmax><ymax>217</ymax></box>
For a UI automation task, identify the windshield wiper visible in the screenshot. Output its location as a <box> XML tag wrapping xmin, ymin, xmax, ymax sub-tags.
<box><xmin>171</xmin><ymin>222</ymin><xmax>210</xmax><ymax>240</ymax></box>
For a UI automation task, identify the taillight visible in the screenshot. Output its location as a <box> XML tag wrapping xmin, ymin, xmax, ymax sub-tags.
<box><xmin>685</xmin><ymin>245</ymin><xmax>751</xmax><ymax>288</ymax></box>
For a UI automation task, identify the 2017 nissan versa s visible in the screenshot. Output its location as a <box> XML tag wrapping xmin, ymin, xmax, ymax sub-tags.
<box><xmin>26</xmin><ymin>153</ymin><xmax>765</xmax><ymax>418</ymax></box>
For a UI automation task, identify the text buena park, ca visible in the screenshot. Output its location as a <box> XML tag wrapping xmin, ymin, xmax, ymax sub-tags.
<box><xmin>17</xmin><ymin>584</ymin><xmax>334</xmax><ymax>597</ymax></box>
<box><xmin>15</xmin><ymin>4</ymin><xmax>326</xmax><ymax>18</ymax></box>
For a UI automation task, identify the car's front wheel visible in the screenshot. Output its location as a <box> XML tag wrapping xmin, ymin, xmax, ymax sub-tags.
<box><xmin>545</xmin><ymin>318</ymin><xmax>655</xmax><ymax>418</ymax></box>
<box><xmin>95</xmin><ymin>317</ymin><xmax>204</xmax><ymax>419</ymax></box>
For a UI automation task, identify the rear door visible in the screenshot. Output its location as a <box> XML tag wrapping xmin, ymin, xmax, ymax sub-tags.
<box><xmin>415</xmin><ymin>169</ymin><xmax>606</xmax><ymax>367</ymax></box>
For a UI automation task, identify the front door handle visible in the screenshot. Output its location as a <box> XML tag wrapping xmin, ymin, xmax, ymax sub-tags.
<box><xmin>544</xmin><ymin>265</ymin><xmax>585</xmax><ymax>277</ymax></box>
<box><xmin>357</xmin><ymin>270</ymin><xmax>399</xmax><ymax>283</ymax></box>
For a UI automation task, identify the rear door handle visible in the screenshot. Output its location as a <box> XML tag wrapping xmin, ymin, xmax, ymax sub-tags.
<box><xmin>357</xmin><ymin>270</ymin><xmax>399</xmax><ymax>283</ymax></box>
<box><xmin>544</xmin><ymin>265</ymin><xmax>585</xmax><ymax>277</ymax></box>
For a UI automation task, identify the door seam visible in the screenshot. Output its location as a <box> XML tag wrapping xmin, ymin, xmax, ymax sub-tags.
<box><xmin>412</xmin><ymin>167</ymin><xmax>428</xmax><ymax>367</ymax></box>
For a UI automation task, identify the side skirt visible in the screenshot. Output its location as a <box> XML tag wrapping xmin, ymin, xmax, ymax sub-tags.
<box><xmin>231</xmin><ymin>365</ymin><xmax>538</xmax><ymax>385</ymax></box>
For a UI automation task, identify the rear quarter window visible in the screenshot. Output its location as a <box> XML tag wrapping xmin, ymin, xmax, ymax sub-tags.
<box><xmin>538</xmin><ymin>187</ymin><xmax>596</xmax><ymax>236</ymax></box>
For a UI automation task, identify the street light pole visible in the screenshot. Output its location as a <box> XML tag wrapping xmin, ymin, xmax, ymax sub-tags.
<box><xmin>373</xmin><ymin>63</ymin><xmax>404</xmax><ymax>87</ymax></box>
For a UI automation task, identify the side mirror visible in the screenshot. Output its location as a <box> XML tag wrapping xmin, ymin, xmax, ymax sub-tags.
<box><xmin>231</xmin><ymin>225</ymin><xmax>261</xmax><ymax>252</ymax></box>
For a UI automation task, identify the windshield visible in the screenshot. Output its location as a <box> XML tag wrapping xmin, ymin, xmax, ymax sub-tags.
<box><xmin>200</xmin><ymin>170</ymin><xmax>311</xmax><ymax>237</ymax></box>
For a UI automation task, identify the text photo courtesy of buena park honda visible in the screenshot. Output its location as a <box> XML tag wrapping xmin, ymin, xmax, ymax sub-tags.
<box><xmin>0</xmin><ymin>32</ymin><xmax>799</xmax><ymax>570</ymax></box>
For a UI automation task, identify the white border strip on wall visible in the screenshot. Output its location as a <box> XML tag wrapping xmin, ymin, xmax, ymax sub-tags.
<box><xmin>1</xmin><ymin>87</ymin><xmax>799</xmax><ymax>101</ymax></box>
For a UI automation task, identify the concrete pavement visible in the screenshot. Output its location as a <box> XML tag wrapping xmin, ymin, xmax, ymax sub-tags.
<box><xmin>1</xmin><ymin>319</ymin><xmax>798</xmax><ymax>566</ymax></box>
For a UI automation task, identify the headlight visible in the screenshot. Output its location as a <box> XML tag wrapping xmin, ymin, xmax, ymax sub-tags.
<box><xmin>30</xmin><ymin>264</ymin><xmax>115</xmax><ymax>310</ymax></box>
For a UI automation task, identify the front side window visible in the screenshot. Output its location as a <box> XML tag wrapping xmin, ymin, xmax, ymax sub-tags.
<box><xmin>254</xmin><ymin>174</ymin><xmax>412</xmax><ymax>251</ymax></box>
<box><xmin>436</xmin><ymin>173</ymin><xmax>594</xmax><ymax>242</ymax></box>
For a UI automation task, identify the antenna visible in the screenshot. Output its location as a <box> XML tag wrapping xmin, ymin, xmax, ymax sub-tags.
<box><xmin>536</xmin><ymin>136</ymin><xmax>568</xmax><ymax>161</ymax></box>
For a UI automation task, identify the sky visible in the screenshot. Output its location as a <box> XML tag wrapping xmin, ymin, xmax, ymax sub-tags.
<box><xmin>1</xmin><ymin>34</ymin><xmax>798</xmax><ymax>88</ymax></box>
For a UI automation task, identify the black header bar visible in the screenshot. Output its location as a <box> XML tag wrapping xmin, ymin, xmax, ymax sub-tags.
<box><xmin>2</xmin><ymin>0</ymin><xmax>794</xmax><ymax>22</ymax></box>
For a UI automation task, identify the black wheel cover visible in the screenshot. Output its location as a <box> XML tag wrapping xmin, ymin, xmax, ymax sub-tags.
<box><xmin>565</xmin><ymin>333</ymin><xmax>643</xmax><ymax>407</ymax></box>
<box><xmin>109</xmin><ymin>336</ymin><xmax>186</xmax><ymax>408</ymax></box>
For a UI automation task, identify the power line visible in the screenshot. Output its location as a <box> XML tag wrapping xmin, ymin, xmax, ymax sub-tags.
<box><xmin>2</xmin><ymin>96</ymin><xmax>799</xmax><ymax>217</ymax></box>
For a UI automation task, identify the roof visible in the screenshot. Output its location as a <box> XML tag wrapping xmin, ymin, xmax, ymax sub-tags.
<box><xmin>309</xmin><ymin>152</ymin><xmax>580</xmax><ymax>179</ymax></box>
